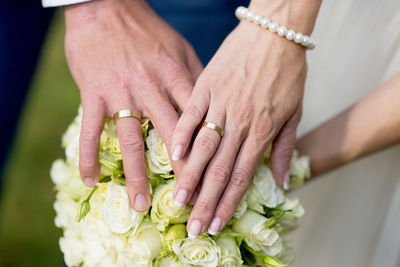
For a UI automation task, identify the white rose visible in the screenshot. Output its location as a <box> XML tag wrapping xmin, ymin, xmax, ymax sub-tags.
<box><xmin>145</xmin><ymin>129</ymin><xmax>172</xmax><ymax>174</ymax></box>
<box><xmin>215</xmin><ymin>233</ymin><xmax>243</xmax><ymax>267</ymax></box>
<box><xmin>151</xmin><ymin>180</ymin><xmax>191</xmax><ymax>231</ymax></box>
<box><xmin>275</xmin><ymin>245</ymin><xmax>295</xmax><ymax>266</ymax></box>
<box><xmin>103</xmin><ymin>182</ymin><xmax>144</xmax><ymax>234</ymax></box>
<box><xmin>124</xmin><ymin>222</ymin><xmax>163</xmax><ymax>266</ymax></box>
<box><xmin>154</xmin><ymin>256</ymin><xmax>184</xmax><ymax>267</ymax></box>
<box><xmin>50</xmin><ymin>159</ymin><xmax>87</xmax><ymax>200</ymax></box>
<box><xmin>81</xmin><ymin>216</ymin><xmax>117</xmax><ymax>267</ymax></box>
<box><xmin>281</xmin><ymin>197</ymin><xmax>305</xmax><ymax>220</ymax></box>
<box><xmin>233</xmin><ymin>194</ymin><xmax>248</xmax><ymax>219</ymax></box>
<box><xmin>59</xmin><ymin>226</ymin><xmax>85</xmax><ymax>267</ymax></box>
<box><xmin>246</xmin><ymin>164</ymin><xmax>284</xmax><ymax>213</ymax></box>
<box><xmin>74</xmin><ymin>105</ymin><xmax>83</xmax><ymax>126</ymax></box>
<box><xmin>289</xmin><ymin>150</ymin><xmax>311</xmax><ymax>187</ymax></box>
<box><xmin>54</xmin><ymin>192</ymin><xmax>79</xmax><ymax>228</ymax></box>
<box><xmin>62</xmin><ymin>120</ymin><xmax>81</xmax><ymax>167</ymax></box>
<box><xmin>232</xmin><ymin>210</ymin><xmax>283</xmax><ymax>256</ymax></box>
<box><xmin>50</xmin><ymin>159</ymin><xmax>71</xmax><ymax>186</ymax></box>
<box><xmin>172</xmin><ymin>236</ymin><xmax>221</xmax><ymax>267</ymax></box>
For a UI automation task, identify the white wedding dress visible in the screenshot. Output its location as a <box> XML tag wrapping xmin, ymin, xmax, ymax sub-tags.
<box><xmin>290</xmin><ymin>0</ymin><xmax>400</xmax><ymax>266</ymax></box>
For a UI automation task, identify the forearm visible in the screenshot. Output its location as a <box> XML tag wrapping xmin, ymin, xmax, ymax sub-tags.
<box><xmin>248</xmin><ymin>0</ymin><xmax>322</xmax><ymax>34</ymax></box>
<box><xmin>297</xmin><ymin>73</ymin><xmax>400</xmax><ymax>176</ymax></box>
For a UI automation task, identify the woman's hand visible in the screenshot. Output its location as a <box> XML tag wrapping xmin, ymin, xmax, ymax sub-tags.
<box><xmin>172</xmin><ymin>15</ymin><xmax>309</xmax><ymax>237</ymax></box>
<box><xmin>64</xmin><ymin>0</ymin><xmax>202</xmax><ymax>211</ymax></box>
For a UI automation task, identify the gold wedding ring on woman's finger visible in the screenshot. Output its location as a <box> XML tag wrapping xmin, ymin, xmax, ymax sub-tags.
<box><xmin>114</xmin><ymin>109</ymin><xmax>142</xmax><ymax>122</ymax></box>
<box><xmin>202</xmin><ymin>122</ymin><xmax>224</xmax><ymax>137</ymax></box>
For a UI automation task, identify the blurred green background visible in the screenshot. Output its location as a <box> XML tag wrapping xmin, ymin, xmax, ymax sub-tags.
<box><xmin>0</xmin><ymin>12</ymin><xmax>79</xmax><ymax>266</ymax></box>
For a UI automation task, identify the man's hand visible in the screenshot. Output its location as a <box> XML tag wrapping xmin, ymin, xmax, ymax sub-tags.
<box><xmin>64</xmin><ymin>0</ymin><xmax>202</xmax><ymax>211</ymax></box>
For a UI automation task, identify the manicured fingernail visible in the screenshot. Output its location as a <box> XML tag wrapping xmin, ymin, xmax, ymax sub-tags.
<box><xmin>188</xmin><ymin>220</ymin><xmax>202</xmax><ymax>239</ymax></box>
<box><xmin>208</xmin><ymin>217</ymin><xmax>222</xmax><ymax>235</ymax></box>
<box><xmin>134</xmin><ymin>193</ymin><xmax>149</xmax><ymax>211</ymax></box>
<box><xmin>283</xmin><ymin>171</ymin><xmax>290</xmax><ymax>190</ymax></box>
<box><xmin>174</xmin><ymin>189</ymin><xmax>188</xmax><ymax>207</ymax></box>
<box><xmin>83</xmin><ymin>177</ymin><xmax>96</xmax><ymax>187</ymax></box>
<box><xmin>172</xmin><ymin>145</ymin><xmax>183</xmax><ymax>161</ymax></box>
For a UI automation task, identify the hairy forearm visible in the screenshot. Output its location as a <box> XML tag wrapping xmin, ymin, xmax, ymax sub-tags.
<box><xmin>248</xmin><ymin>0</ymin><xmax>322</xmax><ymax>34</ymax></box>
<box><xmin>297</xmin><ymin>73</ymin><xmax>400</xmax><ymax>176</ymax></box>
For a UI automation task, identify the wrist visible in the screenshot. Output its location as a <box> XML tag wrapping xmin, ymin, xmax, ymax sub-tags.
<box><xmin>248</xmin><ymin>0</ymin><xmax>322</xmax><ymax>35</ymax></box>
<box><xmin>64</xmin><ymin>0</ymin><xmax>151</xmax><ymax>30</ymax></box>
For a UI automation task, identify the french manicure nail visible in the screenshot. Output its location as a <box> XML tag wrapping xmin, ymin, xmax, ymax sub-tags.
<box><xmin>283</xmin><ymin>171</ymin><xmax>290</xmax><ymax>190</ymax></box>
<box><xmin>208</xmin><ymin>217</ymin><xmax>222</xmax><ymax>235</ymax></box>
<box><xmin>134</xmin><ymin>193</ymin><xmax>149</xmax><ymax>211</ymax></box>
<box><xmin>84</xmin><ymin>177</ymin><xmax>95</xmax><ymax>187</ymax></box>
<box><xmin>188</xmin><ymin>220</ymin><xmax>202</xmax><ymax>239</ymax></box>
<box><xmin>172</xmin><ymin>144</ymin><xmax>183</xmax><ymax>161</ymax></box>
<box><xmin>174</xmin><ymin>189</ymin><xmax>188</xmax><ymax>207</ymax></box>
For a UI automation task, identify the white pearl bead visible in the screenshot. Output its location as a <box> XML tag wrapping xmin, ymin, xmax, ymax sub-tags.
<box><xmin>241</xmin><ymin>8</ymin><xmax>249</xmax><ymax>18</ymax></box>
<box><xmin>302</xmin><ymin>36</ymin><xmax>311</xmax><ymax>46</ymax></box>
<box><xmin>268</xmin><ymin>22</ymin><xmax>279</xmax><ymax>33</ymax></box>
<box><xmin>308</xmin><ymin>38</ymin><xmax>315</xmax><ymax>49</ymax></box>
<box><xmin>286</xmin><ymin>29</ymin><xmax>295</xmax><ymax>40</ymax></box>
<box><xmin>246</xmin><ymin>11</ymin><xmax>255</xmax><ymax>20</ymax></box>
<box><xmin>277</xmin><ymin>26</ymin><xmax>287</xmax><ymax>36</ymax></box>
<box><xmin>252</xmin><ymin>14</ymin><xmax>262</xmax><ymax>25</ymax></box>
<box><xmin>239</xmin><ymin>7</ymin><xmax>248</xmax><ymax>18</ymax></box>
<box><xmin>294</xmin><ymin>33</ymin><xmax>303</xmax><ymax>43</ymax></box>
<box><xmin>260</xmin><ymin>18</ymin><xmax>270</xmax><ymax>29</ymax></box>
<box><xmin>235</xmin><ymin>9</ymin><xmax>241</xmax><ymax>18</ymax></box>
<box><xmin>234</xmin><ymin>7</ymin><xmax>316</xmax><ymax>49</ymax></box>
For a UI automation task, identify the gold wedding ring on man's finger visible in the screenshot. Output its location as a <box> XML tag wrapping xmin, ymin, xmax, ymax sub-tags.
<box><xmin>114</xmin><ymin>109</ymin><xmax>142</xmax><ymax>122</ymax></box>
<box><xmin>202</xmin><ymin>122</ymin><xmax>224</xmax><ymax>137</ymax></box>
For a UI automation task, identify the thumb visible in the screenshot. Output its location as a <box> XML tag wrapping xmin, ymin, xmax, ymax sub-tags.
<box><xmin>271</xmin><ymin>112</ymin><xmax>300</xmax><ymax>190</ymax></box>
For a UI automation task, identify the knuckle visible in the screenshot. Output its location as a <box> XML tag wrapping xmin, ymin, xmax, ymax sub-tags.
<box><xmin>235</xmin><ymin>104</ymin><xmax>253</xmax><ymax>127</ymax></box>
<box><xmin>253</xmin><ymin>113</ymin><xmax>275</xmax><ymax>142</ymax></box>
<box><xmin>218</xmin><ymin>197</ymin><xmax>237</xmax><ymax>215</ymax></box>
<box><xmin>186</xmin><ymin>105</ymin><xmax>204</xmax><ymax>121</ymax></box>
<box><xmin>276</xmin><ymin>141</ymin><xmax>295</xmax><ymax>156</ymax></box>
<box><xmin>166</xmin><ymin>60</ymin><xmax>186</xmax><ymax>77</ymax></box>
<box><xmin>197</xmin><ymin>134</ymin><xmax>218</xmax><ymax>152</ymax></box>
<box><xmin>207</xmin><ymin>162</ymin><xmax>230</xmax><ymax>185</ymax></box>
<box><xmin>194</xmin><ymin>200</ymin><xmax>212</xmax><ymax>215</ymax></box>
<box><xmin>174</xmin><ymin>125</ymin><xmax>191</xmax><ymax>140</ymax></box>
<box><xmin>125</xmin><ymin>175</ymin><xmax>147</xmax><ymax>188</ymax></box>
<box><xmin>135</xmin><ymin>63</ymin><xmax>159</xmax><ymax>89</ymax></box>
<box><xmin>181</xmin><ymin>170</ymin><xmax>199</xmax><ymax>184</ymax></box>
<box><xmin>80</xmin><ymin>128</ymin><xmax>100</xmax><ymax>146</ymax></box>
<box><xmin>79</xmin><ymin>160</ymin><xmax>98</xmax><ymax>172</ymax></box>
<box><xmin>230</xmin><ymin>168</ymin><xmax>251</xmax><ymax>189</ymax></box>
<box><xmin>121</xmin><ymin>135</ymin><xmax>144</xmax><ymax>153</ymax></box>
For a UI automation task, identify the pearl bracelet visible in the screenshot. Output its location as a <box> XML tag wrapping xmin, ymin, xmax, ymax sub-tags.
<box><xmin>235</xmin><ymin>6</ymin><xmax>316</xmax><ymax>49</ymax></box>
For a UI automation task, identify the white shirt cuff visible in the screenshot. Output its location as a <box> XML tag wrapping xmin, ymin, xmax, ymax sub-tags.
<box><xmin>42</xmin><ymin>0</ymin><xmax>93</xmax><ymax>7</ymax></box>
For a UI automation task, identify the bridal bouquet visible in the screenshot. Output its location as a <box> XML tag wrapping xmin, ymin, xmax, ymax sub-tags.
<box><xmin>51</xmin><ymin>107</ymin><xmax>310</xmax><ymax>267</ymax></box>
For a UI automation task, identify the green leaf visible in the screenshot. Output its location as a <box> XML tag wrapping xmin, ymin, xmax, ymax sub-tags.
<box><xmin>99</xmin><ymin>159</ymin><xmax>124</xmax><ymax>177</ymax></box>
<box><xmin>264</xmin><ymin>256</ymin><xmax>288</xmax><ymax>267</ymax></box>
<box><xmin>99</xmin><ymin>176</ymin><xmax>112</xmax><ymax>183</ymax></box>
<box><xmin>240</xmin><ymin>243</ymin><xmax>257</xmax><ymax>267</ymax></box>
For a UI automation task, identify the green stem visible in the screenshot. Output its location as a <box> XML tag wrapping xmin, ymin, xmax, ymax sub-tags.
<box><xmin>85</xmin><ymin>186</ymin><xmax>98</xmax><ymax>202</ymax></box>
